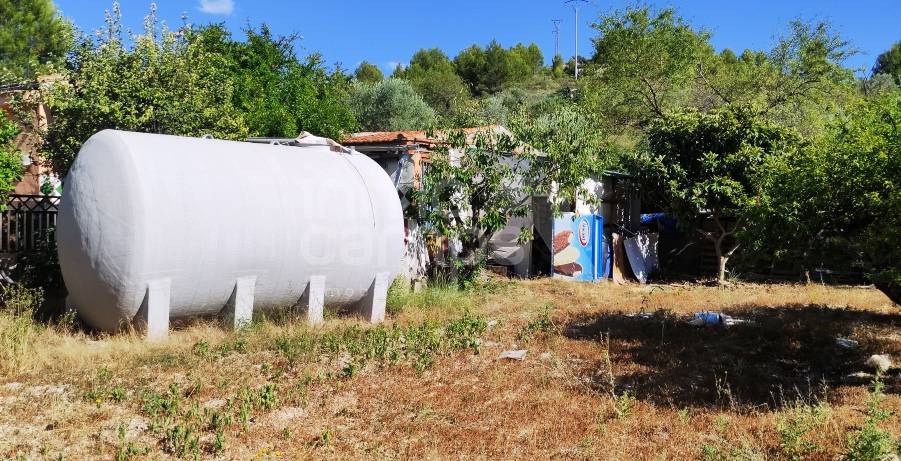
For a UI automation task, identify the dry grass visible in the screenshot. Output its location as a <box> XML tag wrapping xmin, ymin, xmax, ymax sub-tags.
<box><xmin>1</xmin><ymin>279</ymin><xmax>899</xmax><ymax>460</ymax></box>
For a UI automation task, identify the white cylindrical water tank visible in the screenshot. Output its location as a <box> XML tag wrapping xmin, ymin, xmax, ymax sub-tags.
<box><xmin>57</xmin><ymin>130</ymin><xmax>404</xmax><ymax>332</ymax></box>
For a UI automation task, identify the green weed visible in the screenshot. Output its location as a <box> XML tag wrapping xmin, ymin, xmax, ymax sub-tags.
<box><xmin>518</xmin><ymin>304</ymin><xmax>556</xmax><ymax>341</ymax></box>
<box><xmin>776</xmin><ymin>402</ymin><xmax>830</xmax><ymax>460</ymax></box>
<box><xmin>612</xmin><ymin>391</ymin><xmax>636</xmax><ymax>419</ymax></box>
<box><xmin>0</xmin><ymin>283</ymin><xmax>43</xmax><ymax>317</ymax></box>
<box><xmin>845</xmin><ymin>374</ymin><xmax>898</xmax><ymax>461</ymax></box>
<box><xmin>115</xmin><ymin>423</ymin><xmax>146</xmax><ymax>461</ymax></box>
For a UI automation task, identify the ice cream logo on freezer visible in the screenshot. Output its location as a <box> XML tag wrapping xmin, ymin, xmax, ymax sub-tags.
<box><xmin>578</xmin><ymin>218</ymin><xmax>591</xmax><ymax>247</ymax></box>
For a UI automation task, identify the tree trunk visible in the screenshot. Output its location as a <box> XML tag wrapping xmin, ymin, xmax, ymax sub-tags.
<box><xmin>875</xmin><ymin>281</ymin><xmax>901</xmax><ymax>306</ymax></box>
<box><xmin>453</xmin><ymin>230</ymin><xmax>492</xmax><ymax>287</ymax></box>
<box><xmin>714</xmin><ymin>239</ymin><xmax>728</xmax><ymax>284</ymax></box>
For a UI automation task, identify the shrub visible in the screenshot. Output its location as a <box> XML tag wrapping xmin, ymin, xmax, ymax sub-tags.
<box><xmin>0</xmin><ymin>282</ymin><xmax>44</xmax><ymax>317</ymax></box>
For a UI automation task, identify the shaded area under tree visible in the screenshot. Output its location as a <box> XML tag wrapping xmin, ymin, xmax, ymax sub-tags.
<box><xmin>563</xmin><ymin>303</ymin><xmax>900</xmax><ymax>408</ymax></box>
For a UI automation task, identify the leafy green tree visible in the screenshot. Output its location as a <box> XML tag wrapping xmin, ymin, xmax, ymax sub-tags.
<box><xmin>407</xmin><ymin>48</ymin><xmax>456</xmax><ymax>75</ymax></box>
<box><xmin>585</xmin><ymin>6</ymin><xmax>713</xmax><ymax>126</ymax></box>
<box><xmin>684</xmin><ymin>20</ymin><xmax>856</xmax><ymax>142</ymax></box>
<box><xmin>551</xmin><ymin>54</ymin><xmax>565</xmax><ymax>78</ymax></box>
<box><xmin>751</xmin><ymin>94</ymin><xmax>901</xmax><ymax>302</ymax></box>
<box><xmin>195</xmin><ymin>24</ymin><xmax>357</xmax><ymax>140</ymax></box>
<box><xmin>628</xmin><ymin>105</ymin><xmax>796</xmax><ymax>282</ymax></box>
<box><xmin>43</xmin><ymin>4</ymin><xmax>247</xmax><ymax>175</ymax></box>
<box><xmin>873</xmin><ymin>41</ymin><xmax>901</xmax><ymax>85</ymax></box>
<box><xmin>453</xmin><ymin>44</ymin><xmax>489</xmax><ymax>95</ymax></box>
<box><xmin>506</xmin><ymin>43</ymin><xmax>544</xmax><ymax>81</ymax></box>
<box><xmin>859</xmin><ymin>73</ymin><xmax>898</xmax><ymax>98</ymax></box>
<box><xmin>453</xmin><ymin>41</ymin><xmax>545</xmax><ymax>96</ymax></box>
<box><xmin>398</xmin><ymin>48</ymin><xmax>469</xmax><ymax>117</ymax></box>
<box><xmin>0</xmin><ymin>118</ymin><xmax>24</xmax><ymax>207</ymax></box>
<box><xmin>354</xmin><ymin>61</ymin><xmax>384</xmax><ymax>83</ymax></box>
<box><xmin>511</xmin><ymin>102</ymin><xmax>612</xmax><ymax>208</ymax></box>
<box><xmin>483</xmin><ymin>40</ymin><xmax>514</xmax><ymax>94</ymax></box>
<box><xmin>349</xmin><ymin>78</ymin><xmax>436</xmax><ymax>131</ymax></box>
<box><xmin>412</xmin><ymin>129</ymin><xmax>526</xmax><ymax>283</ymax></box>
<box><xmin>583</xmin><ymin>7</ymin><xmax>855</xmax><ymax>140</ymax></box>
<box><xmin>703</xmin><ymin>21</ymin><xmax>855</xmax><ymax>109</ymax></box>
<box><xmin>0</xmin><ymin>0</ymin><xmax>72</xmax><ymax>81</ymax></box>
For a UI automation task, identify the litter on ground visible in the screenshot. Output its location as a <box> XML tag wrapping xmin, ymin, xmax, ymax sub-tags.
<box><xmin>688</xmin><ymin>311</ymin><xmax>750</xmax><ymax>327</ymax></box>
<box><xmin>866</xmin><ymin>354</ymin><xmax>893</xmax><ymax>372</ymax></box>
<box><xmin>497</xmin><ymin>349</ymin><xmax>528</xmax><ymax>361</ymax></box>
<box><xmin>835</xmin><ymin>337</ymin><xmax>859</xmax><ymax>349</ymax></box>
<box><xmin>627</xmin><ymin>312</ymin><xmax>655</xmax><ymax>319</ymax></box>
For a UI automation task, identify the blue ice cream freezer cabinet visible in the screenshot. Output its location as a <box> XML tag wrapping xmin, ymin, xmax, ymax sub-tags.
<box><xmin>551</xmin><ymin>213</ymin><xmax>605</xmax><ymax>281</ymax></box>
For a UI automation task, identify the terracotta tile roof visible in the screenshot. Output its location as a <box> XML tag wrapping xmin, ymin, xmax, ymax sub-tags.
<box><xmin>342</xmin><ymin>125</ymin><xmax>507</xmax><ymax>146</ymax></box>
<box><xmin>342</xmin><ymin>130</ymin><xmax>434</xmax><ymax>145</ymax></box>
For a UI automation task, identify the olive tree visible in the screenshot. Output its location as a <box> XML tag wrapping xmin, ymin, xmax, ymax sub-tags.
<box><xmin>349</xmin><ymin>78</ymin><xmax>437</xmax><ymax>131</ymax></box>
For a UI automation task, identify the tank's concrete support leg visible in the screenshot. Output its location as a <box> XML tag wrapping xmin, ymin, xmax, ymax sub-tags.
<box><xmin>136</xmin><ymin>278</ymin><xmax>171</xmax><ymax>341</ymax></box>
<box><xmin>359</xmin><ymin>271</ymin><xmax>391</xmax><ymax>323</ymax></box>
<box><xmin>298</xmin><ymin>275</ymin><xmax>326</xmax><ymax>325</ymax></box>
<box><xmin>223</xmin><ymin>276</ymin><xmax>256</xmax><ymax>330</ymax></box>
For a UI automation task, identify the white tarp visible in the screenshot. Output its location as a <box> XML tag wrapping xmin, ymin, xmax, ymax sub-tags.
<box><xmin>402</xmin><ymin>220</ymin><xmax>430</xmax><ymax>284</ymax></box>
<box><xmin>623</xmin><ymin>232</ymin><xmax>659</xmax><ymax>284</ymax></box>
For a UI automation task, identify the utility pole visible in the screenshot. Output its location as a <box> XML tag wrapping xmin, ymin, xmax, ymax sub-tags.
<box><xmin>565</xmin><ymin>0</ymin><xmax>587</xmax><ymax>79</ymax></box>
<box><xmin>551</xmin><ymin>19</ymin><xmax>562</xmax><ymax>57</ymax></box>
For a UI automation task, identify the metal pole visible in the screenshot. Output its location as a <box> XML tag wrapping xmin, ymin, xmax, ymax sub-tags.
<box><xmin>574</xmin><ymin>6</ymin><xmax>579</xmax><ymax>79</ymax></box>
<box><xmin>565</xmin><ymin>0</ymin><xmax>587</xmax><ymax>80</ymax></box>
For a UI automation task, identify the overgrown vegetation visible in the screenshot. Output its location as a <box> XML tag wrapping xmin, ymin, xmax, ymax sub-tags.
<box><xmin>1</xmin><ymin>1</ymin><xmax>897</xmax><ymax>292</ymax></box>
<box><xmin>42</xmin><ymin>4</ymin><xmax>357</xmax><ymax>175</ymax></box>
<box><xmin>0</xmin><ymin>118</ymin><xmax>24</xmax><ymax>207</ymax></box>
<box><xmin>626</xmin><ymin>104</ymin><xmax>798</xmax><ymax>283</ymax></box>
<box><xmin>776</xmin><ymin>401</ymin><xmax>832</xmax><ymax>460</ymax></box>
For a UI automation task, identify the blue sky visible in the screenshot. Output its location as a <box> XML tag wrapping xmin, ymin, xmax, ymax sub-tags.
<box><xmin>54</xmin><ymin>0</ymin><xmax>900</xmax><ymax>76</ymax></box>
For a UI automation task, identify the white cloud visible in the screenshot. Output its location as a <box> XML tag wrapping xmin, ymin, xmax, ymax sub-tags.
<box><xmin>386</xmin><ymin>61</ymin><xmax>401</xmax><ymax>71</ymax></box>
<box><xmin>198</xmin><ymin>0</ymin><xmax>234</xmax><ymax>15</ymax></box>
